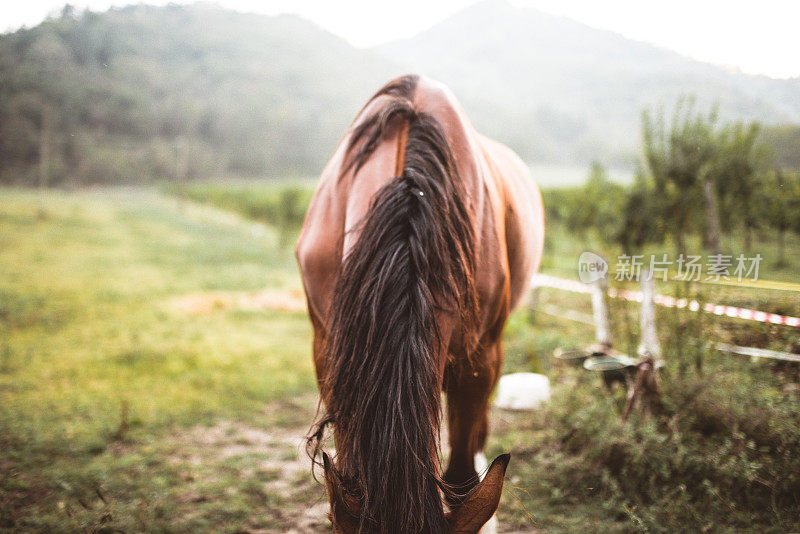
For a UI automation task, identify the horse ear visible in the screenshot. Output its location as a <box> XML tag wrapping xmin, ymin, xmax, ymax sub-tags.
<box><xmin>322</xmin><ymin>452</ymin><xmax>359</xmax><ymax>532</ymax></box>
<box><xmin>446</xmin><ymin>454</ymin><xmax>510</xmax><ymax>533</ymax></box>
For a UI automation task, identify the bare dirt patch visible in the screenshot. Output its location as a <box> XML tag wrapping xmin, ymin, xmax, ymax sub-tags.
<box><xmin>168</xmin><ymin>288</ymin><xmax>307</xmax><ymax>314</ymax></box>
<box><xmin>171</xmin><ymin>419</ymin><xmax>330</xmax><ymax>532</ymax></box>
<box><xmin>161</xmin><ymin>405</ymin><xmax>534</xmax><ymax>531</ymax></box>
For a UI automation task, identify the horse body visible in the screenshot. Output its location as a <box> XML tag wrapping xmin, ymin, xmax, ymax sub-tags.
<box><xmin>296</xmin><ymin>75</ymin><xmax>544</xmax><ymax>533</ymax></box>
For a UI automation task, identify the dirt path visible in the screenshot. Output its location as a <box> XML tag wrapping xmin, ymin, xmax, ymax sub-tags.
<box><xmin>172</xmin><ymin>419</ymin><xmax>329</xmax><ymax>532</ymax></box>
<box><xmin>166</xmin><ymin>405</ymin><xmax>537</xmax><ymax>533</ymax></box>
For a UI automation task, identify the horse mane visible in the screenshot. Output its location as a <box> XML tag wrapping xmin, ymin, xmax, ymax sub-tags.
<box><xmin>308</xmin><ymin>74</ymin><xmax>478</xmax><ymax>533</ymax></box>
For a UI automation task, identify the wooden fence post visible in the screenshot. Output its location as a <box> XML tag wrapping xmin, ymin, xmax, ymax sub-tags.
<box><xmin>623</xmin><ymin>269</ymin><xmax>663</xmax><ymax>420</ymax></box>
<box><xmin>591</xmin><ymin>277</ymin><xmax>612</xmax><ymax>348</ymax></box>
<box><xmin>638</xmin><ymin>270</ymin><xmax>661</xmax><ymax>358</ymax></box>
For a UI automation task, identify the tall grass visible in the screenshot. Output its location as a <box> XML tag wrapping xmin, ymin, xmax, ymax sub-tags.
<box><xmin>497</xmin><ymin>284</ymin><xmax>800</xmax><ymax>532</ymax></box>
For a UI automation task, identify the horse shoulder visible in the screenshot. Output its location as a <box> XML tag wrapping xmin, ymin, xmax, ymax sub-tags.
<box><xmin>477</xmin><ymin>135</ymin><xmax>545</xmax><ymax>312</ymax></box>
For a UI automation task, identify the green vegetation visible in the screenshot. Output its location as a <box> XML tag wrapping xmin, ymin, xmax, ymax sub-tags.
<box><xmin>1</xmin><ymin>5</ymin><xmax>798</xmax><ymax>529</ymax></box>
<box><xmin>3</xmin><ymin>2</ymin><xmax>800</xmax><ymax>187</ymax></box>
<box><xmin>491</xmin><ymin>347</ymin><xmax>800</xmax><ymax>532</ymax></box>
<box><xmin>164</xmin><ymin>181</ymin><xmax>315</xmax><ymax>247</ymax></box>
<box><xmin>541</xmin><ymin>99</ymin><xmax>800</xmax><ymax>287</ymax></box>
<box><xmin>0</xmin><ymin>189</ymin><xmax>319</xmax><ymax>531</ymax></box>
<box><xmin>0</xmin><ymin>4</ymin><xmax>393</xmax><ymax>186</ymax></box>
<box><xmin>503</xmin><ymin>106</ymin><xmax>800</xmax><ymax>530</ymax></box>
<box><xmin>2</xmin><ymin>187</ymin><xmax>798</xmax><ymax>532</ymax></box>
<box><xmin>759</xmin><ymin>124</ymin><xmax>800</xmax><ymax>170</ymax></box>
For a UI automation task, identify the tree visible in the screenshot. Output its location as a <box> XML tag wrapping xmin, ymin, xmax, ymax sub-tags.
<box><xmin>757</xmin><ymin>170</ymin><xmax>800</xmax><ymax>266</ymax></box>
<box><xmin>641</xmin><ymin>98</ymin><xmax>717</xmax><ymax>255</ymax></box>
<box><xmin>561</xmin><ymin>162</ymin><xmax>625</xmax><ymax>241</ymax></box>
<box><xmin>712</xmin><ymin>122</ymin><xmax>767</xmax><ymax>251</ymax></box>
<box><xmin>615</xmin><ymin>166</ymin><xmax>662</xmax><ymax>253</ymax></box>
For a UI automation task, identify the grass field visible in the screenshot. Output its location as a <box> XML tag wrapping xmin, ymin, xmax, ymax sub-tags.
<box><xmin>0</xmin><ymin>189</ymin><xmax>320</xmax><ymax>532</ymax></box>
<box><xmin>2</xmin><ymin>187</ymin><xmax>799</xmax><ymax>533</ymax></box>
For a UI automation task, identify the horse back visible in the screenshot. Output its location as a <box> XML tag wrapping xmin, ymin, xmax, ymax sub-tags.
<box><xmin>296</xmin><ymin>76</ymin><xmax>544</xmax><ymax>341</ymax></box>
<box><xmin>412</xmin><ymin>78</ymin><xmax>544</xmax><ymax>336</ymax></box>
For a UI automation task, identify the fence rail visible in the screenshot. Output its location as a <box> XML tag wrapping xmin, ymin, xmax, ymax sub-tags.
<box><xmin>532</xmin><ymin>274</ymin><xmax>800</xmax><ymax>328</ymax></box>
<box><xmin>531</xmin><ymin>273</ymin><xmax>800</xmax><ymax>363</ymax></box>
<box><xmin>716</xmin><ymin>343</ymin><xmax>800</xmax><ymax>363</ymax></box>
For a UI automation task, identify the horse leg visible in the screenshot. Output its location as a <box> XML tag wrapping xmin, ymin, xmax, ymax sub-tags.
<box><xmin>308</xmin><ymin>306</ymin><xmax>328</xmax><ymax>398</ymax></box>
<box><xmin>443</xmin><ymin>339</ymin><xmax>503</xmax><ymax>498</ymax></box>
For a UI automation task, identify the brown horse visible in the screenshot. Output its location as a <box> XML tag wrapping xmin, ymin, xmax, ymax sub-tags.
<box><xmin>296</xmin><ymin>75</ymin><xmax>544</xmax><ymax>533</ymax></box>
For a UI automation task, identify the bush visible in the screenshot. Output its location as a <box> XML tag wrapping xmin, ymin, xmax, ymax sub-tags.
<box><xmin>526</xmin><ymin>356</ymin><xmax>800</xmax><ymax>532</ymax></box>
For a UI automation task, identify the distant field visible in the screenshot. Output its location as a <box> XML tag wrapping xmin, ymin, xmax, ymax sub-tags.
<box><xmin>173</xmin><ymin>179</ymin><xmax>800</xmax><ymax>321</ymax></box>
<box><xmin>529</xmin><ymin>163</ymin><xmax>634</xmax><ymax>187</ymax></box>
<box><xmin>2</xmin><ymin>187</ymin><xmax>799</xmax><ymax>533</ymax></box>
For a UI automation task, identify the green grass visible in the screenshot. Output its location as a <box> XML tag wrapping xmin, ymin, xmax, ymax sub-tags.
<box><xmin>0</xmin><ymin>188</ymin><xmax>319</xmax><ymax>532</ymax></box>
<box><xmin>2</xmin><ymin>186</ymin><xmax>799</xmax><ymax>533</ymax></box>
<box><xmin>164</xmin><ymin>180</ymin><xmax>316</xmax><ymax>248</ymax></box>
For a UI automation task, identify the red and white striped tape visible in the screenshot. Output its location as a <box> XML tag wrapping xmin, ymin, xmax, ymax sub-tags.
<box><xmin>533</xmin><ymin>274</ymin><xmax>593</xmax><ymax>294</ymax></box>
<box><xmin>532</xmin><ymin>274</ymin><xmax>800</xmax><ymax>328</ymax></box>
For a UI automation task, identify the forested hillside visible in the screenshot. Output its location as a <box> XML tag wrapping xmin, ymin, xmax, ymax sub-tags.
<box><xmin>0</xmin><ymin>4</ymin><xmax>394</xmax><ymax>185</ymax></box>
<box><xmin>1</xmin><ymin>1</ymin><xmax>798</xmax><ymax>185</ymax></box>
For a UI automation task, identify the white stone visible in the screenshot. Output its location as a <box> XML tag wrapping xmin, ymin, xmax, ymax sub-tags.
<box><xmin>475</xmin><ymin>451</ymin><xmax>488</xmax><ymax>478</ymax></box>
<box><xmin>493</xmin><ymin>372</ymin><xmax>550</xmax><ymax>410</ymax></box>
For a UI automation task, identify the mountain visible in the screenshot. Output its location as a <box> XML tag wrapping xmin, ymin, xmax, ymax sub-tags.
<box><xmin>0</xmin><ymin>4</ymin><xmax>396</xmax><ymax>185</ymax></box>
<box><xmin>0</xmin><ymin>1</ymin><xmax>798</xmax><ymax>186</ymax></box>
<box><xmin>375</xmin><ymin>0</ymin><xmax>800</xmax><ymax>168</ymax></box>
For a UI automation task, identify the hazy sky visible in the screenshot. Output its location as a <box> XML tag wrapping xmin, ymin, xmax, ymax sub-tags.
<box><xmin>3</xmin><ymin>0</ymin><xmax>799</xmax><ymax>79</ymax></box>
